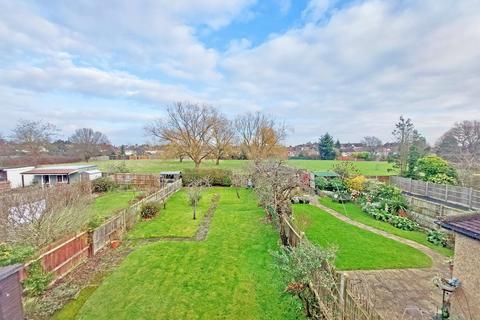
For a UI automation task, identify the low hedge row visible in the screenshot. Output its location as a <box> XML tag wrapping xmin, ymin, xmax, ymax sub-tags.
<box><xmin>182</xmin><ymin>168</ymin><xmax>232</xmax><ymax>186</ymax></box>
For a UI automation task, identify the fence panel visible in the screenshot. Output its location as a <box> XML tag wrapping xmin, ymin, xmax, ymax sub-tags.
<box><xmin>390</xmin><ymin>176</ymin><xmax>479</xmax><ymax>210</ymax></box>
<box><xmin>92</xmin><ymin>180</ymin><xmax>182</xmax><ymax>254</ymax></box>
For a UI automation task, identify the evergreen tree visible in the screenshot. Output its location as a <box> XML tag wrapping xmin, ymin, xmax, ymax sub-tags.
<box><xmin>335</xmin><ymin>139</ymin><xmax>341</xmax><ymax>149</ymax></box>
<box><xmin>318</xmin><ymin>133</ymin><xmax>336</xmax><ymax>160</ymax></box>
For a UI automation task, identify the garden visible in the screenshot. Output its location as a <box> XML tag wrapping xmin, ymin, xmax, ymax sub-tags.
<box><xmin>313</xmin><ymin>164</ymin><xmax>453</xmax><ymax>257</ymax></box>
<box><xmin>69</xmin><ymin>188</ymin><xmax>305</xmax><ymax>319</ymax></box>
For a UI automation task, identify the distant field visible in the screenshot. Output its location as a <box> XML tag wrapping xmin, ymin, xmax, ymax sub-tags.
<box><xmin>76</xmin><ymin>159</ymin><xmax>397</xmax><ymax>176</ymax></box>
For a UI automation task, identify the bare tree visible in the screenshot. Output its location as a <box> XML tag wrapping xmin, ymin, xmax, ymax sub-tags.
<box><xmin>146</xmin><ymin>102</ymin><xmax>216</xmax><ymax>168</ymax></box>
<box><xmin>362</xmin><ymin>136</ymin><xmax>382</xmax><ymax>157</ymax></box>
<box><xmin>11</xmin><ymin>120</ymin><xmax>59</xmax><ymax>163</ymax></box>
<box><xmin>235</xmin><ymin>112</ymin><xmax>287</xmax><ymax>160</ymax></box>
<box><xmin>186</xmin><ymin>178</ymin><xmax>210</xmax><ymax>220</ymax></box>
<box><xmin>69</xmin><ymin>128</ymin><xmax>110</xmax><ymax>162</ymax></box>
<box><xmin>0</xmin><ymin>182</ymin><xmax>92</xmax><ymax>247</ymax></box>
<box><xmin>436</xmin><ymin>120</ymin><xmax>480</xmax><ymax>186</ymax></box>
<box><xmin>211</xmin><ymin>113</ymin><xmax>235</xmax><ymax>165</ymax></box>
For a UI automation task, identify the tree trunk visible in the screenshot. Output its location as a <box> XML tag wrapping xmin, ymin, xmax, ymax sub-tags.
<box><xmin>179</xmin><ymin>156</ymin><xmax>183</xmax><ymax>163</ymax></box>
<box><xmin>216</xmin><ymin>157</ymin><xmax>220</xmax><ymax>165</ymax></box>
<box><xmin>193</xmin><ymin>205</ymin><xmax>196</xmax><ymax>220</ymax></box>
<box><xmin>194</xmin><ymin>161</ymin><xmax>200</xmax><ymax>168</ymax></box>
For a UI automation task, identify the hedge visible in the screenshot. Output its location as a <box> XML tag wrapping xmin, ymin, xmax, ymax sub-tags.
<box><xmin>182</xmin><ymin>168</ymin><xmax>232</xmax><ymax>186</ymax></box>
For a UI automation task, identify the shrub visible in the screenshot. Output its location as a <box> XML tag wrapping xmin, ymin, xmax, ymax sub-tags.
<box><xmin>388</xmin><ymin>215</ymin><xmax>419</xmax><ymax>231</ymax></box>
<box><xmin>182</xmin><ymin>168</ymin><xmax>232</xmax><ymax>186</ymax></box>
<box><xmin>22</xmin><ymin>261</ymin><xmax>52</xmax><ymax>296</ymax></box>
<box><xmin>107</xmin><ymin>162</ymin><xmax>130</xmax><ymax>173</ymax></box>
<box><xmin>91</xmin><ymin>177</ymin><xmax>117</xmax><ymax>193</ymax></box>
<box><xmin>0</xmin><ymin>243</ymin><xmax>35</xmax><ymax>267</ymax></box>
<box><xmin>314</xmin><ymin>177</ymin><xmax>329</xmax><ymax>190</ymax></box>
<box><xmin>345</xmin><ymin>175</ymin><xmax>366</xmax><ymax>192</ymax></box>
<box><xmin>140</xmin><ymin>202</ymin><xmax>161</xmax><ymax>219</ymax></box>
<box><xmin>427</xmin><ymin>230</ymin><xmax>448</xmax><ymax>247</ymax></box>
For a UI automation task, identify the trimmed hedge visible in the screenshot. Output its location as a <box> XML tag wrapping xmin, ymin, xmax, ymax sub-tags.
<box><xmin>182</xmin><ymin>168</ymin><xmax>232</xmax><ymax>186</ymax></box>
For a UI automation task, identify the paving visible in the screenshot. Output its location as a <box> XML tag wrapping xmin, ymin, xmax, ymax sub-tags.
<box><xmin>311</xmin><ymin>198</ymin><xmax>451</xmax><ymax>319</ymax></box>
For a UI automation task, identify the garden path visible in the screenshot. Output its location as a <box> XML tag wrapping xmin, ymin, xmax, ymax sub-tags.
<box><xmin>311</xmin><ymin>198</ymin><xmax>450</xmax><ymax>319</ymax></box>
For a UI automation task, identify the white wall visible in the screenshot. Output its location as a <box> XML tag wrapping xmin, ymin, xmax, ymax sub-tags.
<box><xmin>6</xmin><ymin>167</ymin><xmax>34</xmax><ymax>188</ymax></box>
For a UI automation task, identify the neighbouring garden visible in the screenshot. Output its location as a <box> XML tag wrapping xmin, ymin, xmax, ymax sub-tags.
<box><xmin>292</xmin><ymin>204</ymin><xmax>432</xmax><ymax>270</ymax></box>
<box><xmin>73</xmin><ymin>188</ymin><xmax>305</xmax><ymax>319</ymax></box>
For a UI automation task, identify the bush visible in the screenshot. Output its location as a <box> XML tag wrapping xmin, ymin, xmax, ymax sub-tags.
<box><xmin>0</xmin><ymin>243</ymin><xmax>35</xmax><ymax>267</ymax></box>
<box><xmin>91</xmin><ymin>177</ymin><xmax>117</xmax><ymax>193</ymax></box>
<box><xmin>427</xmin><ymin>230</ymin><xmax>448</xmax><ymax>247</ymax></box>
<box><xmin>388</xmin><ymin>215</ymin><xmax>419</xmax><ymax>231</ymax></box>
<box><xmin>182</xmin><ymin>168</ymin><xmax>232</xmax><ymax>186</ymax></box>
<box><xmin>22</xmin><ymin>261</ymin><xmax>52</xmax><ymax>296</ymax></box>
<box><xmin>140</xmin><ymin>202</ymin><xmax>161</xmax><ymax>219</ymax></box>
<box><xmin>345</xmin><ymin>175</ymin><xmax>366</xmax><ymax>192</ymax></box>
<box><xmin>314</xmin><ymin>177</ymin><xmax>329</xmax><ymax>190</ymax></box>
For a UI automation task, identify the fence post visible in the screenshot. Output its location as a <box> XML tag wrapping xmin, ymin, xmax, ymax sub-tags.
<box><xmin>468</xmin><ymin>188</ymin><xmax>473</xmax><ymax>209</ymax></box>
<box><xmin>409</xmin><ymin>178</ymin><xmax>413</xmax><ymax>193</ymax></box>
<box><xmin>425</xmin><ymin>182</ymin><xmax>429</xmax><ymax>197</ymax></box>
<box><xmin>445</xmin><ymin>185</ymin><xmax>449</xmax><ymax>201</ymax></box>
<box><xmin>340</xmin><ymin>274</ymin><xmax>347</xmax><ymax>317</ymax></box>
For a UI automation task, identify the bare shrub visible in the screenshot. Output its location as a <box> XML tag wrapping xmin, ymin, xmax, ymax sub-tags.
<box><xmin>0</xmin><ymin>182</ymin><xmax>92</xmax><ymax>247</ymax></box>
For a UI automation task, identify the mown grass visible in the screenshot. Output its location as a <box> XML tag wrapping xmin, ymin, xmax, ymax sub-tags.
<box><xmin>292</xmin><ymin>204</ymin><xmax>432</xmax><ymax>270</ymax></box>
<box><xmin>88</xmin><ymin>189</ymin><xmax>141</xmax><ymax>222</ymax></box>
<box><xmin>51</xmin><ymin>286</ymin><xmax>98</xmax><ymax>320</ymax></box>
<box><xmin>128</xmin><ymin>188</ymin><xmax>217</xmax><ymax>239</ymax></box>
<box><xmin>76</xmin><ymin>188</ymin><xmax>304</xmax><ymax>319</ymax></box>
<box><xmin>318</xmin><ymin>197</ymin><xmax>453</xmax><ymax>257</ymax></box>
<box><xmin>74</xmin><ymin>159</ymin><xmax>397</xmax><ymax>176</ymax></box>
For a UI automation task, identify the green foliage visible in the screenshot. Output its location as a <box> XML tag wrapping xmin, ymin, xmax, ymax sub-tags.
<box><xmin>139</xmin><ymin>202</ymin><xmax>161</xmax><ymax>219</ymax></box>
<box><xmin>388</xmin><ymin>215</ymin><xmax>419</xmax><ymax>231</ymax></box>
<box><xmin>314</xmin><ymin>176</ymin><xmax>329</xmax><ymax>190</ymax></box>
<box><xmin>351</xmin><ymin>151</ymin><xmax>372</xmax><ymax>161</ymax></box>
<box><xmin>273</xmin><ymin>241</ymin><xmax>336</xmax><ymax>285</ymax></box>
<box><xmin>413</xmin><ymin>155</ymin><xmax>458</xmax><ymax>185</ymax></box>
<box><xmin>0</xmin><ymin>243</ymin><xmax>35</xmax><ymax>267</ymax></box>
<box><xmin>332</xmin><ymin>161</ymin><xmax>359</xmax><ymax>179</ymax></box>
<box><xmin>91</xmin><ymin>177</ymin><xmax>118</xmax><ymax>193</ymax></box>
<box><xmin>107</xmin><ymin>161</ymin><xmax>129</xmax><ymax>173</ymax></box>
<box><xmin>22</xmin><ymin>261</ymin><xmax>52</xmax><ymax>297</ymax></box>
<box><xmin>427</xmin><ymin>230</ymin><xmax>448</xmax><ymax>247</ymax></box>
<box><xmin>182</xmin><ymin>168</ymin><xmax>232</xmax><ymax>186</ymax></box>
<box><xmin>318</xmin><ymin>133</ymin><xmax>336</xmax><ymax>160</ymax></box>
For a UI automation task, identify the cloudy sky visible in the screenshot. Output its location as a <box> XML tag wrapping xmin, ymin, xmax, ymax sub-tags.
<box><xmin>1</xmin><ymin>0</ymin><xmax>480</xmax><ymax>145</ymax></box>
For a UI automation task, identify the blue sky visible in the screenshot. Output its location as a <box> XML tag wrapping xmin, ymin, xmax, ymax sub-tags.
<box><xmin>1</xmin><ymin>0</ymin><xmax>480</xmax><ymax>145</ymax></box>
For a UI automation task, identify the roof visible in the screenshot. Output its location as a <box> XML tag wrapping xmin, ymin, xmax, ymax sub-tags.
<box><xmin>22</xmin><ymin>168</ymin><xmax>79</xmax><ymax>175</ymax></box>
<box><xmin>313</xmin><ymin>171</ymin><xmax>339</xmax><ymax>177</ymax></box>
<box><xmin>84</xmin><ymin>169</ymin><xmax>101</xmax><ymax>174</ymax></box>
<box><xmin>0</xmin><ymin>264</ymin><xmax>23</xmax><ymax>280</ymax></box>
<box><xmin>439</xmin><ymin>214</ymin><xmax>480</xmax><ymax>241</ymax></box>
<box><xmin>160</xmin><ymin>171</ymin><xmax>181</xmax><ymax>175</ymax></box>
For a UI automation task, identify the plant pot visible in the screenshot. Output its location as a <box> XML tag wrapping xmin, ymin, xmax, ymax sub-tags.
<box><xmin>110</xmin><ymin>240</ymin><xmax>122</xmax><ymax>249</ymax></box>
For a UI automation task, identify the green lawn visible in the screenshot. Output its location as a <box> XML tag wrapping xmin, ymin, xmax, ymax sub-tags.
<box><xmin>89</xmin><ymin>190</ymin><xmax>141</xmax><ymax>222</ymax></box>
<box><xmin>128</xmin><ymin>189</ymin><xmax>217</xmax><ymax>239</ymax></box>
<box><xmin>76</xmin><ymin>188</ymin><xmax>304</xmax><ymax>319</ymax></box>
<box><xmin>318</xmin><ymin>197</ymin><xmax>453</xmax><ymax>257</ymax></box>
<box><xmin>73</xmin><ymin>159</ymin><xmax>397</xmax><ymax>176</ymax></box>
<box><xmin>293</xmin><ymin>204</ymin><xmax>432</xmax><ymax>270</ymax></box>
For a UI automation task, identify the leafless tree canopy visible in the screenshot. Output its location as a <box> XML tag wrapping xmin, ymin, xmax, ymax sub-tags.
<box><xmin>0</xmin><ymin>182</ymin><xmax>92</xmax><ymax>247</ymax></box>
<box><xmin>11</xmin><ymin>120</ymin><xmax>59</xmax><ymax>162</ymax></box>
<box><xmin>211</xmin><ymin>113</ymin><xmax>235</xmax><ymax>165</ymax></box>
<box><xmin>435</xmin><ymin>120</ymin><xmax>480</xmax><ymax>186</ymax></box>
<box><xmin>362</xmin><ymin>136</ymin><xmax>382</xmax><ymax>154</ymax></box>
<box><xmin>146</xmin><ymin>102</ymin><xmax>217</xmax><ymax>168</ymax></box>
<box><xmin>69</xmin><ymin>128</ymin><xmax>110</xmax><ymax>161</ymax></box>
<box><xmin>235</xmin><ymin>112</ymin><xmax>287</xmax><ymax>160</ymax></box>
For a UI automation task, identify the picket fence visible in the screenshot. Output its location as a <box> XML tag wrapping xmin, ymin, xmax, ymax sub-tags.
<box><xmin>390</xmin><ymin>176</ymin><xmax>480</xmax><ymax>210</ymax></box>
<box><xmin>22</xmin><ymin>180</ymin><xmax>182</xmax><ymax>283</ymax></box>
<box><xmin>280</xmin><ymin>216</ymin><xmax>384</xmax><ymax>320</ymax></box>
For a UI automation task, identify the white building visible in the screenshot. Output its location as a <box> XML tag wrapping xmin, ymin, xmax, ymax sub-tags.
<box><xmin>0</xmin><ymin>166</ymin><xmax>35</xmax><ymax>188</ymax></box>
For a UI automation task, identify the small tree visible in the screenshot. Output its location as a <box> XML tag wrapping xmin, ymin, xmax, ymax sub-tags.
<box><xmin>362</xmin><ymin>136</ymin><xmax>382</xmax><ymax>158</ymax></box>
<box><xmin>11</xmin><ymin>120</ymin><xmax>59</xmax><ymax>163</ymax></box>
<box><xmin>318</xmin><ymin>133</ymin><xmax>336</xmax><ymax>160</ymax></box>
<box><xmin>413</xmin><ymin>155</ymin><xmax>458</xmax><ymax>185</ymax></box>
<box><xmin>211</xmin><ymin>113</ymin><xmax>235</xmax><ymax>165</ymax></box>
<box><xmin>186</xmin><ymin>178</ymin><xmax>210</xmax><ymax>220</ymax></box>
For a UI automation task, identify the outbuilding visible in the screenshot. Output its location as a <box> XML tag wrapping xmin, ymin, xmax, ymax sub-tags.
<box><xmin>0</xmin><ymin>166</ymin><xmax>35</xmax><ymax>189</ymax></box>
<box><xmin>439</xmin><ymin>214</ymin><xmax>480</xmax><ymax>318</ymax></box>
<box><xmin>21</xmin><ymin>165</ymin><xmax>98</xmax><ymax>187</ymax></box>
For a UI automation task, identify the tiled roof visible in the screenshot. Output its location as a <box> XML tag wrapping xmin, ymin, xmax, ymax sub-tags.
<box><xmin>22</xmin><ymin>168</ymin><xmax>78</xmax><ymax>175</ymax></box>
<box><xmin>439</xmin><ymin>214</ymin><xmax>480</xmax><ymax>241</ymax></box>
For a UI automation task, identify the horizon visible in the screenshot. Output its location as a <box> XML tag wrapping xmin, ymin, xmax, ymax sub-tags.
<box><xmin>2</xmin><ymin>1</ymin><xmax>480</xmax><ymax>145</ymax></box>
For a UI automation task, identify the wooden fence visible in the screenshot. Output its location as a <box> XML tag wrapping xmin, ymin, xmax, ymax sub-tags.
<box><xmin>92</xmin><ymin>179</ymin><xmax>182</xmax><ymax>254</ymax></box>
<box><xmin>280</xmin><ymin>216</ymin><xmax>384</xmax><ymax>320</ymax></box>
<box><xmin>108</xmin><ymin>173</ymin><xmax>162</xmax><ymax>189</ymax></box>
<box><xmin>22</xmin><ymin>180</ymin><xmax>182</xmax><ymax>283</ymax></box>
<box><xmin>390</xmin><ymin>176</ymin><xmax>480</xmax><ymax>210</ymax></box>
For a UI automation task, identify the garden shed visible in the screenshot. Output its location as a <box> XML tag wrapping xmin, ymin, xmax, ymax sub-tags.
<box><xmin>0</xmin><ymin>264</ymin><xmax>24</xmax><ymax>320</ymax></box>
<box><xmin>159</xmin><ymin>171</ymin><xmax>181</xmax><ymax>183</ymax></box>
<box><xmin>439</xmin><ymin>214</ymin><xmax>480</xmax><ymax>318</ymax></box>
